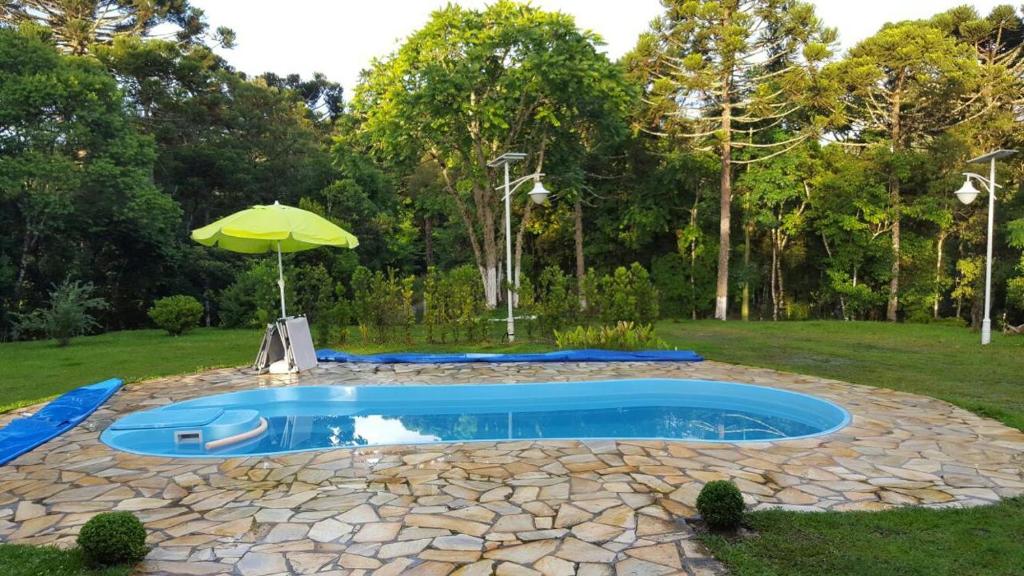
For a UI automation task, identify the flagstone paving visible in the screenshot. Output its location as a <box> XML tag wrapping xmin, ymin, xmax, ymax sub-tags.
<box><xmin>1</xmin><ymin>360</ymin><xmax>1022</xmax><ymax>575</ymax></box>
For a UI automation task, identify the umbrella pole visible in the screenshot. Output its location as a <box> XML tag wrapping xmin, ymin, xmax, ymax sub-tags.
<box><xmin>277</xmin><ymin>241</ymin><xmax>287</xmax><ymax>319</ymax></box>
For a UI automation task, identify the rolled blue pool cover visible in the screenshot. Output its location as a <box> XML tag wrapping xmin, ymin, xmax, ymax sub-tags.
<box><xmin>316</xmin><ymin>348</ymin><xmax>703</xmax><ymax>364</ymax></box>
<box><xmin>0</xmin><ymin>378</ymin><xmax>122</xmax><ymax>465</ymax></box>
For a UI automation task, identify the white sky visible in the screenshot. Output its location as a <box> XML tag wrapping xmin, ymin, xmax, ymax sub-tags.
<box><xmin>191</xmin><ymin>0</ymin><xmax>1009</xmax><ymax>91</ymax></box>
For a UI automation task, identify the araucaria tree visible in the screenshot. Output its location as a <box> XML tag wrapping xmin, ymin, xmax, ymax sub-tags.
<box><xmin>632</xmin><ymin>0</ymin><xmax>834</xmax><ymax>320</ymax></box>
<box><xmin>826</xmin><ymin>22</ymin><xmax>987</xmax><ymax>321</ymax></box>
<box><xmin>353</xmin><ymin>1</ymin><xmax>630</xmax><ymax>308</ymax></box>
<box><xmin>0</xmin><ymin>0</ymin><xmax>233</xmax><ymax>55</ymax></box>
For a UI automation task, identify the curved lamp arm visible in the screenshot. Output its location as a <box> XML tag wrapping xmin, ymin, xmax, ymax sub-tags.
<box><xmin>496</xmin><ymin>172</ymin><xmax>545</xmax><ymax>198</ymax></box>
<box><xmin>963</xmin><ymin>172</ymin><xmax>1001</xmax><ymax>194</ymax></box>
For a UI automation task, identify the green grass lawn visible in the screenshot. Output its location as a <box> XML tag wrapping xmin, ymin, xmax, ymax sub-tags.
<box><xmin>656</xmin><ymin>320</ymin><xmax>1024</xmax><ymax>431</ymax></box>
<box><xmin>701</xmin><ymin>497</ymin><xmax>1024</xmax><ymax>576</ymax></box>
<box><xmin>0</xmin><ymin>545</ymin><xmax>131</xmax><ymax>576</ymax></box>
<box><xmin>0</xmin><ymin>328</ymin><xmax>260</xmax><ymax>412</ymax></box>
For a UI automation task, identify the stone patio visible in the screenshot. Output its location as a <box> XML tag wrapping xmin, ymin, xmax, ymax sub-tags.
<box><xmin>1</xmin><ymin>360</ymin><xmax>1022</xmax><ymax>576</ymax></box>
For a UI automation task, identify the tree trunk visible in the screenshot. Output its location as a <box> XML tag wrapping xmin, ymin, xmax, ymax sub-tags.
<box><xmin>479</xmin><ymin>187</ymin><xmax>500</xmax><ymax>309</ymax></box>
<box><xmin>715</xmin><ymin>99</ymin><xmax>732</xmax><ymax>320</ymax></box>
<box><xmin>886</xmin><ymin>89</ymin><xmax>902</xmax><ymax>322</ymax></box>
<box><xmin>574</xmin><ymin>195</ymin><xmax>586</xmax><ymax>309</ymax></box>
<box><xmin>777</xmin><ymin>241</ymin><xmax>786</xmax><ymax>319</ymax></box>
<box><xmin>14</xmin><ymin>230</ymin><xmax>36</xmax><ymax>307</ymax></box>
<box><xmin>955</xmin><ymin>241</ymin><xmax>965</xmax><ymax>319</ymax></box>
<box><xmin>435</xmin><ymin>159</ymin><xmax>489</xmax><ymax>308</ymax></box>
<box><xmin>513</xmin><ymin>201</ymin><xmax>533</xmax><ymax>307</ymax></box>
<box><xmin>424</xmin><ymin>216</ymin><xmax>434</xmax><ymax>270</ymax></box>
<box><xmin>741</xmin><ymin>220</ymin><xmax>751</xmax><ymax>321</ymax></box>
<box><xmin>770</xmin><ymin>230</ymin><xmax>779</xmax><ymax>321</ymax></box>
<box><xmin>933</xmin><ymin>231</ymin><xmax>945</xmax><ymax>319</ymax></box>
<box><xmin>688</xmin><ymin>196</ymin><xmax>700</xmax><ymax>320</ymax></box>
<box><xmin>886</xmin><ymin>182</ymin><xmax>900</xmax><ymax>322</ymax></box>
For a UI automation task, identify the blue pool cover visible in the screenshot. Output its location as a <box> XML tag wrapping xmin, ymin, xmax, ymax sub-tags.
<box><xmin>0</xmin><ymin>378</ymin><xmax>122</xmax><ymax>465</ymax></box>
<box><xmin>316</xmin><ymin>348</ymin><xmax>703</xmax><ymax>364</ymax></box>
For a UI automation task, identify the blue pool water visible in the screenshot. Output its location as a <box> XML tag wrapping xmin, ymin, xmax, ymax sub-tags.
<box><xmin>100</xmin><ymin>379</ymin><xmax>850</xmax><ymax>457</ymax></box>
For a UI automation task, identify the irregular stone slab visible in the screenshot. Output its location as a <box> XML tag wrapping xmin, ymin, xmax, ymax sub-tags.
<box><xmin>405</xmin><ymin>513</ymin><xmax>490</xmax><ymax>537</ymax></box>
<box><xmin>308</xmin><ymin>518</ymin><xmax>352</xmax><ymax>543</ymax></box>
<box><xmin>336</xmin><ymin>503</ymin><xmax>380</xmax><ymax>523</ymax></box>
<box><xmin>615</xmin><ymin>557</ymin><xmax>676</xmax><ymax>575</ymax></box>
<box><xmin>288</xmin><ymin>552</ymin><xmax>334</xmax><ymax>574</ymax></box>
<box><xmin>433</xmin><ymin>534</ymin><xmax>484</xmax><ymax>550</ymax></box>
<box><xmin>263</xmin><ymin>522</ymin><xmax>308</xmax><ymax>543</ymax></box>
<box><xmin>484</xmin><ymin>540</ymin><xmax>559</xmax><ymax>564</ymax></box>
<box><xmin>14</xmin><ymin>501</ymin><xmax>45</xmax><ymax>522</ymax></box>
<box><xmin>236</xmin><ymin>551</ymin><xmax>288</xmax><ymax>576</ymax></box>
<box><xmin>535</xmin><ymin>555</ymin><xmax>576</xmax><ymax>576</ymax></box>
<box><xmin>353</xmin><ymin>521</ymin><xmax>402</xmax><ymax>542</ymax></box>
<box><xmin>115</xmin><ymin>498</ymin><xmax>171</xmax><ymax>511</ymax></box>
<box><xmin>556</xmin><ymin>537</ymin><xmax>616</xmax><ymax>563</ymax></box>
<box><xmin>378</xmin><ymin>537</ymin><xmax>432</xmax><ymax>559</ymax></box>
<box><xmin>626</xmin><ymin>543</ymin><xmax>682</xmax><ymax>569</ymax></box>
<box><xmin>338</xmin><ymin>552</ymin><xmax>382</xmax><ymax>569</ymax></box>
<box><xmin>453</xmin><ymin>559</ymin><xmax>496</xmax><ymax>576</ymax></box>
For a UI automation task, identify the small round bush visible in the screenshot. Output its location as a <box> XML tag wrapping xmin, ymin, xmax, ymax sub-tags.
<box><xmin>696</xmin><ymin>480</ymin><xmax>745</xmax><ymax>530</ymax></box>
<box><xmin>77</xmin><ymin>511</ymin><xmax>148</xmax><ymax>566</ymax></box>
<box><xmin>148</xmin><ymin>295</ymin><xmax>203</xmax><ymax>336</ymax></box>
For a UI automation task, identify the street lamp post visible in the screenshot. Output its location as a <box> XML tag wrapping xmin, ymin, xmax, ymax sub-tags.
<box><xmin>488</xmin><ymin>152</ymin><xmax>550</xmax><ymax>342</ymax></box>
<box><xmin>953</xmin><ymin>149</ymin><xmax>1016</xmax><ymax>345</ymax></box>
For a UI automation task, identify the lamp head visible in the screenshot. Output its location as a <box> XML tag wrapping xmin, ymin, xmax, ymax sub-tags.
<box><xmin>528</xmin><ymin>179</ymin><xmax>550</xmax><ymax>205</ymax></box>
<box><xmin>955</xmin><ymin>177</ymin><xmax>980</xmax><ymax>205</ymax></box>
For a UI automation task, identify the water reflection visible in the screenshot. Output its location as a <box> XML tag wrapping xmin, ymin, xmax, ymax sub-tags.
<box><xmin>352</xmin><ymin>415</ymin><xmax>441</xmax><ymax>445</ymax></box>
<box><xmin>227</xmin><ymin>406</ymin><xmax>815</xmax><ymax>455</ymax></box>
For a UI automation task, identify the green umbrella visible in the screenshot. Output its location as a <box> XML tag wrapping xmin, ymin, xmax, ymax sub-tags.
<box><xmin>192</xmin><ymin>201</ymin><xmax>358</xmax><ymax>318</ymax></box>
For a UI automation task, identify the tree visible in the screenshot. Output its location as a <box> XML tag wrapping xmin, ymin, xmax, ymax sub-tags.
<box><xmin>95</xmin><ymin>36</ymin><xmax>334</xmax><ymax>225</ymax></box>
<box><xmin>826</xmin><ymin>21</ymin><xmax>987</xmax><ymax>321</ymax></box>
<box><xmin>738</xmin><ymin>139</ymin><xmax>817</xmax><ymax>319</ymax></box>
<box><xmin>0</xmin><ymin>0</ymin><xmax>233</xmax><ymax>55</ymax></box>
<box><xmin>1006</xmin><ymin>218</ymin><xmax>1024</xmax><ymax>328</ymax></box>
<box><xmin>630</xmin><ymin>0</ymin><xmax>834</xmax><ymax>320</ymax></box>
<box><xmin>353</xmin><ymin>1</ymin><xmax>630</xmax><ymax>307</ymax></box>
<box><xmin>0</xmin><ymin>27</ymin><xmax>180</xmax><ymax>334</ymax></box>
<box><xmin>808</xmin><ymin>147</ymin><xmax>890</xmax><ymax>320</ymax></box>
<box><xmin>259</xmin><ymin>71</ymin><xmax>343</xmax><ymax>123</ymax></box>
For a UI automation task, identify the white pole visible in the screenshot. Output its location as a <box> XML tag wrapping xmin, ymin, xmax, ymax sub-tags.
<box><xmin>277</xmin><ymin>241</ymin><xmax>287</xmax><ymax>319</ymax></box>
<box><xmin>504</xmin><ymin>161</ymin><xmax>515</xmax><ymax>343</ymax></box>
<box><xmin>981</xmin><ymin>158</ymin><xmax>996</xmax><ymax>345</ymax></box>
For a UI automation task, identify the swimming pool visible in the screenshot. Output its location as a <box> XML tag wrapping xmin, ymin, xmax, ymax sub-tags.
<box><xmin>100</xmin><ymin>379</ymin><xmax>850</xmax><ymax>457</ymax></box>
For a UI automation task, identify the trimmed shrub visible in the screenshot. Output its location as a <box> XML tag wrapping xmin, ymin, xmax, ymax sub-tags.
<box><xmin>77</xmin><ymin>511</ymin><xmax>148</xmax><ymax>567</ymax></box>
<box><xmin>554</xmin><ymin>321</ymin><xmax>668</xmax><ymax>350</ymax></box>
<box><xmin>696</xmin><ymin>480</ymin><xmax>744</xmax><ymax>530</ymax></box>
<box><xmin>148</xmin><ymin>295</ymin><xmax>203</xmax><ymax>336</ymax></box>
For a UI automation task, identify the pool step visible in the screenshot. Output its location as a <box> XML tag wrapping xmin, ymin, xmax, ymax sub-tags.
<box><xmin>109</xmin><ymin>408</ymin><xmax>266</xmax><ymax>452</ymax></box>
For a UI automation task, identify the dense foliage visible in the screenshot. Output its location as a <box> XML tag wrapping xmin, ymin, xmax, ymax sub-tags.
<box><xmin>423</xmin><ymin>266</ymin><xmax>488</xmax><ymax>343</ymax></box>
<box><xmin>14</xmin><ymin>279</ymin><xmax>107</xmax><ymax>346</ymax></box>
<box><xmin>697</xmin><ymin>480</ymin><xmax>746</xmax><ymax>531</ymax></box>
<box><xmin>76</xmin><ymin>512</ymin><xmax>147</xmax><ymax>567</ymax></box>
<box><xmin>3</xmin><ymin>1</ymin><xmax>1024</xmax><ymax>341</ymax></box>
<box><xmin>554</xmin><ymin>322</ymin><xmax>667</xmax><ymax>351</ymax></box>
<box><xmin>148</xmin><ymin>295</ymin><xmax>202</xmax><ymax>336</ymax></box>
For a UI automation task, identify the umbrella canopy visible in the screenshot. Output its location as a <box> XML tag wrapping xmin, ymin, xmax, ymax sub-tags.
<box><xmin>192</xmin><ymin>201</ymin><xmax>358</xmax><ymax>253</ymax></box>
<box><xmin>191</xmin><ymin>202</ymin><xmax>358</xmax><ymax>318</ymax></box>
